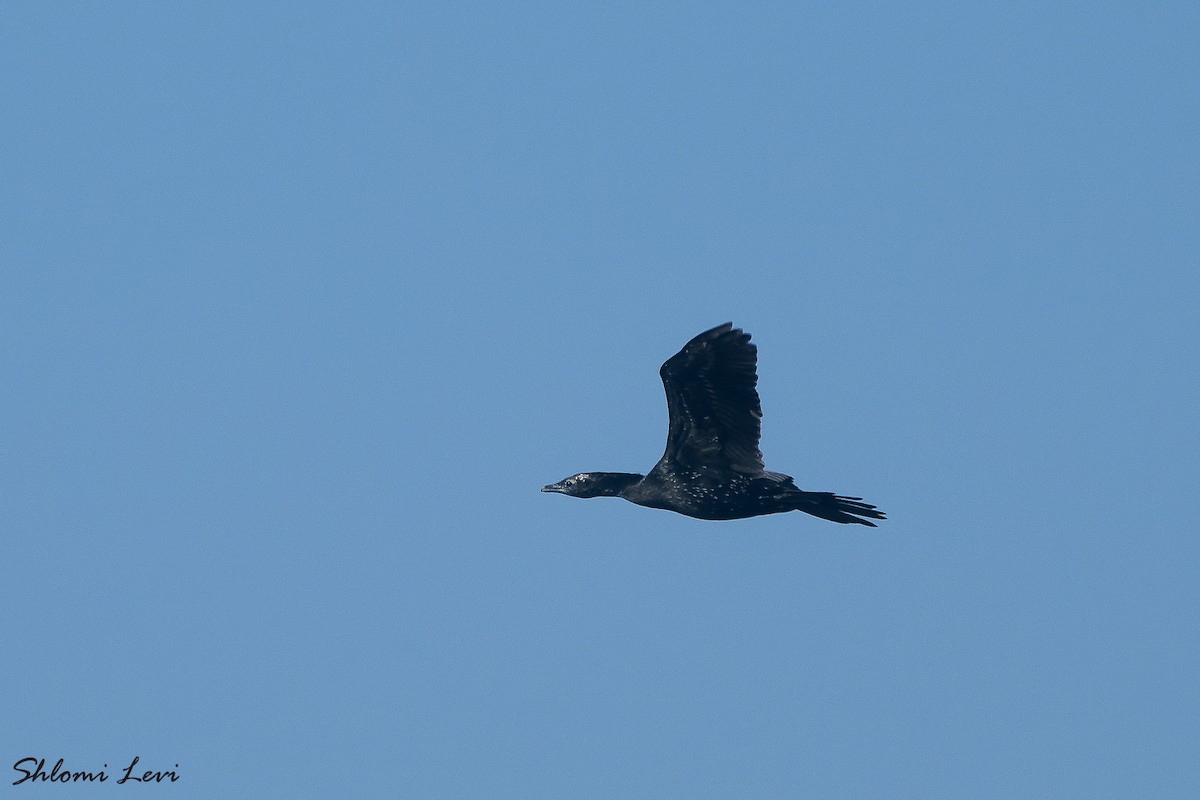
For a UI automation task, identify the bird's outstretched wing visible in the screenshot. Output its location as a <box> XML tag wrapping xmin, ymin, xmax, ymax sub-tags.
<box><xmin>658</xmin><ymin>322</ymin><xmax>764</xmax><ymax>473</ymax></box>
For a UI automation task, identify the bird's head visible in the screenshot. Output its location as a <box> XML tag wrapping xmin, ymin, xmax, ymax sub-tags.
<box><xmin>541</xmin><ymin>472</ymin><xmax>640</xmax><ymax>498</ymax></box>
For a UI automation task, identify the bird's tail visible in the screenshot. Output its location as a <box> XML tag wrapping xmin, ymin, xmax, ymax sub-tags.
<box><xmin>789</xmin><ymin>491</ymin><xmax>886</xmax><ymax>527</ymax></box>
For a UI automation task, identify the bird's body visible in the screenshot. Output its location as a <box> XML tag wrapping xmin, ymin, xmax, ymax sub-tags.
<box><xmin>542</xmin><ymin>322</ymin><xmax>885</xmax><ymax>526</ymax></box>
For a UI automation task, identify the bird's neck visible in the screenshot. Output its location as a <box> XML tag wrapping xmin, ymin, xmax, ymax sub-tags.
<box><xmin>589</xmin><ymin>472</ymin><xmax>644</xmax><ymax>496</ymax></box>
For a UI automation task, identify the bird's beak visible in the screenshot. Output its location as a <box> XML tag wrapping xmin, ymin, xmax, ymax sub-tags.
<box><xmin>541</xmin><ymin>483</ymin><xmax>563</xmax><ymax>493</ymax></box>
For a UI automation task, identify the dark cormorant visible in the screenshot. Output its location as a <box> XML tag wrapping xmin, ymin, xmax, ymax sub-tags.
<box><xmin>541</xmin><ymin>322</ymin><xmax>886</xmax><ymax>525</ymax></box>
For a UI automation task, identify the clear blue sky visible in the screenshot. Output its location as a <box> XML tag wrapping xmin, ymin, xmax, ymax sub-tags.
<box><xmin>3</xmin><ymin>2</ymin><xmax>1197</xmax><ymax>797</ymax></box>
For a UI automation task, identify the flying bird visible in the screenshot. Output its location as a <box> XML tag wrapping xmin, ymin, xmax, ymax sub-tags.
<box><xmin>542</xmin><ymin>322</ymin><xmax>885</xmax><ymax>525</ymax></box>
